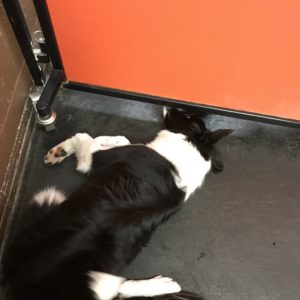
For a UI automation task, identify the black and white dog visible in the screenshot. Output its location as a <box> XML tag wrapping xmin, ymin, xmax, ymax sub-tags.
<box><xmin>3</xmin><ymin>108</ymin><xmax>232</xmax><ymax>300</ymax></box>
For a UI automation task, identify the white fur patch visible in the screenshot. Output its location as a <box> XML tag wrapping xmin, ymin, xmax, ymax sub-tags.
<box><xmin>119</xmin><ymin>275</ymin><xmax>181</xmax><ymax>298</ymax></box>
<box><xmin>93</xmin><ymin>136</ymin><xmax>131</xmax><ymax>151</ymax></box>
<box><xmin>33</xmin><ymin>187</ymin><xmax>66</xmax><ymax>206</ymax></box>
<box><xmin>88</xmin><ymin>272</ymin><xmax>125</xmax><ymax>300</ymax></box>
<box><xmin>147</xmin><ymin>130</ymin><xmax>211</xmax><ymax>200</ymax></box>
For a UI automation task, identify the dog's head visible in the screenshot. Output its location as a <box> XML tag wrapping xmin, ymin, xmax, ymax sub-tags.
<box><xmin>164</xmin><ymin>108</ymin><xmax>233</xmax><ymax>173</ymax></box>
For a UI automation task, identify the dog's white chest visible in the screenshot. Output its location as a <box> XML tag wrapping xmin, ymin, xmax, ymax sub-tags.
<box><xmin>147</xmin><ymin>130</ymin><xmax>211</xmax><ymax>200</ymax></box>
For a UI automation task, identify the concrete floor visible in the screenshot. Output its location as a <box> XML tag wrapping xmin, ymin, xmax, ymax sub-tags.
<box><xmin>5</xmin><ymin>89</ymin><xmax>300</xmax><ymax>300</ymax></box>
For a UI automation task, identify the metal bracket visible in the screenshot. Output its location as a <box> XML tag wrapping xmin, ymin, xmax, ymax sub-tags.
<box><xmin>29</xmin><ymin>69</ymin><xmax>65</xmax><ymax>132</ymax></box>
<box><xmin>3</xmin><ymin>0</ymin><xmax>66</xmax><ymax>132</ymax></box>
<box><xmin>32</xmin><ymin>30</ymin><xmax>50</xmax><ymax>64</ymax></box>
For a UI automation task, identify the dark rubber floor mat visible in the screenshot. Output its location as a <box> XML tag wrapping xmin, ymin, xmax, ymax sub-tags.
<box><xmin>4</xmin><ymin>88</ymin><xmax>300</xmax><ymax>300</ymax></box>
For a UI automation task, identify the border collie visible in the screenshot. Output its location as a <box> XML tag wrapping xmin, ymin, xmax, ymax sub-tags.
<box><xmin>2</xmin><ymin>108</ymin><xmax>232</xmax><ymax>300</ymax></box>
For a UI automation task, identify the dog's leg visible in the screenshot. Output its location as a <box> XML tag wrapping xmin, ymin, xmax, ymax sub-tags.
<box><xmin>74</xmin><ymin>133</ymin><xmax>97</xmax><ymax>173</ymax></box>
<box><xmin>44</xmin><ymin>133</ymin><xmax>96</xmax><ymax>173</ymax></box>
<box><xmin>88</xmin><ymin>272</ymin><xmax>124</xmax><ymax>300</ymax></box>
<box><xmin>44</xmin><ymin>135</ymin><xmax>78</xmax><ymax>165</ymax></box>
<box><xmin>44</xmin><ymin>133</ymin><xmax>95</xmax><ymax>165</ymax></box>
<box><xmin>76</xmin><ymin>135</ymin><xmax>130</xmax><ymax>173</ymax></box>
<box><xmin>88</xmin><ymin>272</ymin><xmax>181</xmax><ymax>300</ymax></box>
<box><xmin>45</xmin><ymin>133</ymin><xmax>130</xmax><ymax>173</ymax></box>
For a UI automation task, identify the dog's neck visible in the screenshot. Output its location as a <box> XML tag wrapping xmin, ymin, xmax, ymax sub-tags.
<box><xmin>147</xmin><ymin>130</ymin><xmax>211</xmax><ymax>200</ymax></box>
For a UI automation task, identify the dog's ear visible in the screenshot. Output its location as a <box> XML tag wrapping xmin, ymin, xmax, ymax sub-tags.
<box><xmin>209</xmin><ymin>130</ymin><xmax>232</xmax><ymax>174</ymax></box>
<box><xmin>209</xmin><ymin>129</ymin><xmax>233</xmax><ymax>144</ymax></box>
<box><xmin>211</xmin><ymin>153</ymin><xmax>224</xmax><ymax>173</ymax></box>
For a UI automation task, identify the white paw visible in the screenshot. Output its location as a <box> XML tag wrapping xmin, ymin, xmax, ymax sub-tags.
<box><xmin>44</xmin><ymin>146</ymin><xmax>67</xmax><ymax>165</ymax></box>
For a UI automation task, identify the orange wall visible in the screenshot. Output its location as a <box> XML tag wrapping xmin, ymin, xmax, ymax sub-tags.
<box><xmin>47</xmin><ymin>0</ymin><xmax>300</xmax><ymax>121</ymax></box>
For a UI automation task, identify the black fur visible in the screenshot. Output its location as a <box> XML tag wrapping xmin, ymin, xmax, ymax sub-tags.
<box><xmin>2</xmin><ymin>109</ymin><xmax>231</xmax><ymax>300</ymax></box>
<box><xmin>3</xmin><ymin>146</ymin><xmax>185</xmax><ymax>300</ymax></box>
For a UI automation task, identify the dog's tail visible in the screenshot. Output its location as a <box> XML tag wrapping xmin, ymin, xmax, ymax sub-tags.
<box><xmin>127</xmin><ymin>291</ymin><xmax>204</xmax><ymax>300</ymax></box>
<box><xmin>17</xmin><ymin>187</ymin><xmax>66</xmax><ymax>229</ymax></box>
<box><xmin>32</xmin><ymin>187</ymin><xmax>66</xmax><ymax>206</ymax></box>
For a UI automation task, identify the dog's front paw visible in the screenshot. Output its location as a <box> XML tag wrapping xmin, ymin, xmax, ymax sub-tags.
<box><xmin>44</xmin><ymin>146</ymin><xmax>68</xmax><ymax>165</ymax></box>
